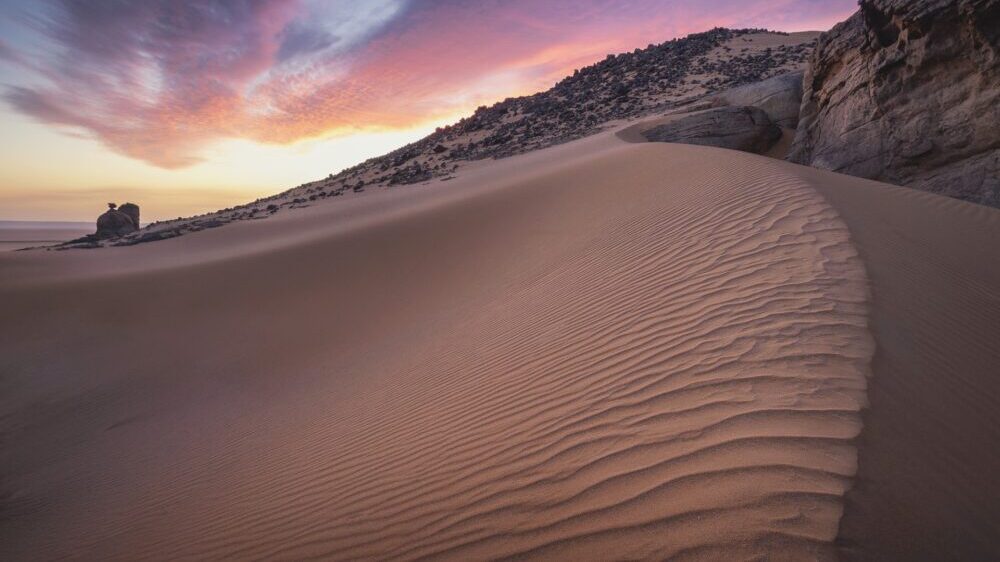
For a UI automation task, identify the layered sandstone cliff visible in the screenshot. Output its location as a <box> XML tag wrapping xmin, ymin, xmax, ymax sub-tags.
<box><xmin>788</xmin><ymin>0</ymin><xmax>1000</xmax><ymax>206</ymax></box>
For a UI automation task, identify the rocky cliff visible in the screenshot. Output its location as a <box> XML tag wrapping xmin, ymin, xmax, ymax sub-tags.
<box><xmin>643</xmin><ymin>106</ymin><xmax>782</xmax><ymax>154</ymax></box>
<box><xmin>712</xmin><ymin>71</ymin><xmax>804</xmax><ymax>128</ymax></box>
<box><xmin>788</xmin><ymin>0</ymin><xmax>1000</xmax><ymax>206</ymax></box>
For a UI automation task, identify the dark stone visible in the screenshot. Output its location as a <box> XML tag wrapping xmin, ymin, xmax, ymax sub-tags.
<box><xmin>642</xmin><ymin>106</ymin><xmax>783</xmax><ymax>154</ymax></box>
<box><xmin>712</xmin><ymin>71</ymin><xmax>804</xmax><ymax>127</ymax></box>
<box><xmin>118</xmin><ymin>202</ymin><xmax>140</xmax><ymax>227</ymax></box>
<box><xmin>95</xmin><ymin>208</ymin><xmax>138</xmax><ymax>239</ymax></box>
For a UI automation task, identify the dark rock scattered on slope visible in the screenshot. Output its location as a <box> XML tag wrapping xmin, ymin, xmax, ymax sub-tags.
<box><xmin>711</xmin><ymin>71</ymin><xmax>804</xmax><ymax>127</ymax></box>
<box><xmin>643</xmin><ymin>106</ymin><xmax>783</xmax><ymax>154</ymax></box>
<box><xmin>788</xmin><ymin>0</ymin><xmax>1000</xmax><ymax>207</ymax></box>
<box><xmin>433</xmin><ymin>28</ymin><xmax>810</xmax><ymax>164</ymax></box>
<box><xmin>62</xmin><ymin>28</ymin><xmax>817</xmax><ymax>249</ymax></box>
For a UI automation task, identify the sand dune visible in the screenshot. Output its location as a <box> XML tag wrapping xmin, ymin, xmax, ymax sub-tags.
<box><xmin>790</xmin><ymin>166</ymin><xmax>1000</xmax><ymax>561</ymax></box>
<box><xmin>2</xmin><ymin>124</ymin><xmax>997</xmax><ymax>560</ymax></box>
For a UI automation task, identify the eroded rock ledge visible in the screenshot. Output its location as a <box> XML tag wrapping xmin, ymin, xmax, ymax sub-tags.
<box><xmin>788</xmin><ymin>0</ymin><xmax>1000</xmax><ymax>207</ymax></box>
<box><xmin>642</xmin><ymin>106</ymin><xmax>783</xmax><ymax>154</ymax></box>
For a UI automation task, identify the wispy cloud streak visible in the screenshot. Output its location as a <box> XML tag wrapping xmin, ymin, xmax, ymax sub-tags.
<box><xmin>1</xmin><ymin>0</ymin><xmax>856</xmax><ymax>168</ymax></box>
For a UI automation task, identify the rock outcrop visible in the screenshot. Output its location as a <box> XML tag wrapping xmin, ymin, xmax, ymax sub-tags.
<box><xmin>643</xmin><ymin>106</ymin><xmax>783</xmax><ymax>154</ymax></box>
<box><xmin>788</xmin><ymin>0</ymin><xmax>1000</xmax><ymax>206</ymax></box>
<box><xmin>95</xmin><ymin>203</ymin><xmax>139</xmax><ymax>239</ymax></box>
<box><xmin>118</xmin><ymin>203</ymin><xmax>140</xmax><ymax>227</ymax></box>
<box><xmin>712</xmin><ymin>71</ymin><xmax>805</xmax><ymax>127</ymax></box>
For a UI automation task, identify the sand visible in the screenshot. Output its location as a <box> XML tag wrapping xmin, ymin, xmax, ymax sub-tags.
<box><xmin>791</xmin><ymin>166</ymin><xmax>1000</xmax><ymax>561</ymax></box>
<box><xmin>1</xmin><ymin>123</ymin><xmax>997</xmax><ymax>560</ymax></box>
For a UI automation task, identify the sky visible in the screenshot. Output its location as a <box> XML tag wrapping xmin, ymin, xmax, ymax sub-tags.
<box><xmin>0</xmin><ymin>0</ymin><xmax>858</xmax><ymax>221</ymax></box>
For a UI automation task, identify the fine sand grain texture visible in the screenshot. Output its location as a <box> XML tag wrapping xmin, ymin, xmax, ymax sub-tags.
<box><xmin>0</xmin><ymin>136</ymin><xmax>875</xmax><ymax>560</ymax></box>
<box><xmin>789</xmin><ymin>166</ymin><xmax>1000</xmax><ymax>561</ymax></box>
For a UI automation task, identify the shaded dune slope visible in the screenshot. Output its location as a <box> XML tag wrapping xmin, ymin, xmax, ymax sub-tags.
<box><xmin>1</xmin><ymin>144</ymin><xmax>873</xmax><ymax>559</ymax></box>
<box><xmin>790</xmin><ymin>166</ymin><xmax>1000</xmax><ymax>561</ymax></box>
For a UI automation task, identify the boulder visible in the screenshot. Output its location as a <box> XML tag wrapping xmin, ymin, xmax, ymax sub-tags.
<box><xmin>118</xmin><ymin>202</ymin><xmax>140</xmax><ymax>226</ymax></box>
<box><xmin>788</xmin><ymin>0</ymin><xmax>1000</xmax><ymax>206</ymax></box>
<box><xmin>95</xmin><ymin>204</ymin><xmax>138</xmax><ymax>239</ymax></box>
<box><xmin>712</xmin><ymin>71</ymin><xmax>805</xmax><ymax>127</ymax></box>
<box><xmin>642</xmin><ymin>106</ymin><xmax>783</xmax><ymax>154</ymax></box>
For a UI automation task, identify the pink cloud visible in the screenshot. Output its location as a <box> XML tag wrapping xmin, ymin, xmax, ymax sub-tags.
<box><xmin>5</xmin><ymin>0</ymin><xmax>302</xmax><ymax>167</ymax></box>
<box><xmin>3</xmin><ymin>0</ymin><xmax>858</xmax><ymax>168</ymax></box>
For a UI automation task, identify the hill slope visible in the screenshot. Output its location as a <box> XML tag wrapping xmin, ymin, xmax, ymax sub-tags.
<box><xmin>57</xmin><ymin>28</ymin><xmax>817</xmax><ymax>248</ymax></box>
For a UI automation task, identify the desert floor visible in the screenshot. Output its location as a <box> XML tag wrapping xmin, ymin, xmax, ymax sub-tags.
<box><xmin>2</xmin><ymin>122</ymin><xmax>998</xmax><ymax>560</ymax></box>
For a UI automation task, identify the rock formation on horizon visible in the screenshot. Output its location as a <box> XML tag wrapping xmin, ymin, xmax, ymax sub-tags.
<box><xmin>96</xmin><ymin>202</ymin><xmax>140</xmax><ymax>239</ymax></box>
<box><xmin>788</xmin><ymin>0</ymin><xmax>1000</xmax><ymax>206</ymax></box>
<box><xmin>118</xmin><ymin>202</ymin><xmax>140</xmax><ymax>227</ymax></box>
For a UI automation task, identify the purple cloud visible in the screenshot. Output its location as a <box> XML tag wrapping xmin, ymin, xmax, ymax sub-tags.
<box><xmin>3</xmin><ymin>0</ymin><xmax>311</xmax><ymax>167</ymax></box>
<box><xmin>1</xmin><ymin>0</ymin><xmax>857</xmax><ymax>169</ymax></box>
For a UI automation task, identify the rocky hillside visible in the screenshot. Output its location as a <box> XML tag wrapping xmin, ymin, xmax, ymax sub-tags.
<box><xmin>60</xmin><ymin>28</ymin><xmax>815</xmax><ymax>248</ymax></box>
<box><xmin>788</xmin><ymin>0</ymin><xmax>1000</xmax><ymax>207</ymax></box>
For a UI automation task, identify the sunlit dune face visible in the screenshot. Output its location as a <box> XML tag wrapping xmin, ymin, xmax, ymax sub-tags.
<box><xmin>0</xmin><ymin>0</ymin><xmax>858</xmax><ymax>220</ymax></box>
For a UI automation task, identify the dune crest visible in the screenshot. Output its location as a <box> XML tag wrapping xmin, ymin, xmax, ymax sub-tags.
<box><xmin>1</xmin><ymin>141</ymin><xmax>873</xmax><ymax>560</ymax></box>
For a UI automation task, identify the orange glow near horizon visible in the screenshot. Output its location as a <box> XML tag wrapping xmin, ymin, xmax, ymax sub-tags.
<box><xmin>0</xmin><ymin>0</ymin><xmax>859</xmax><ymax>221</ymax></box>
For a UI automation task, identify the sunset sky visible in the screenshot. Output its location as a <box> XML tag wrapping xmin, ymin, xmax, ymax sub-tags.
<box><xmin>0</xmin><ymin>0</ymin><xmax>857</xmax><ymax>221</ymax></box>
